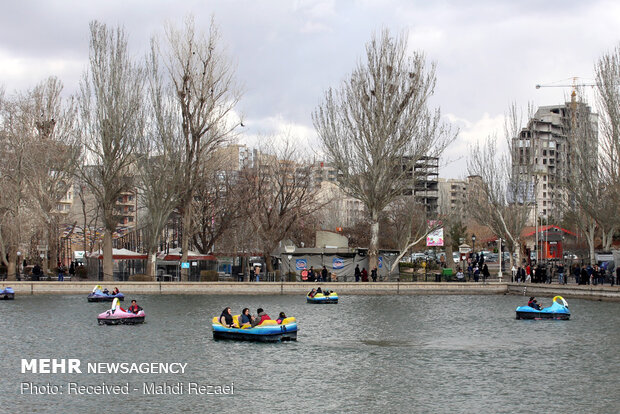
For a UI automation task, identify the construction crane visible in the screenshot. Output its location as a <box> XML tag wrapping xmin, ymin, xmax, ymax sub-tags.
<box><xmin>535</xmin><ymin>77</ymin><xmax>597</xmax><ymax>124</ymax></box>
<box><xmin>535</xmin><ymin>76</ymin><xmax>596</xmax><ymax>104</ymax></box>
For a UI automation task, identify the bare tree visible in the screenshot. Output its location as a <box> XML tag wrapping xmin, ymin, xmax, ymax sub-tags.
<box><xmin>158</xmin><ymin>16</ymin><xmax>241</xmax><ymax>280</ymax></box>
<box><xmin>467</xmin><ymin>105</ymin><xmax>533</xmax><ymax>271</ymax></box>
<box><xmin>239</xmin><ymin>139</ymin><xmax>324</xmax><ymax>272</ymax></box>
<box><xmin>26</xmin><ymin>77</ymin><xmax>80</xmax><ymax>272</ymax></box>
<box><xmin>0</xmin><ymin>87</ymin><xmax>29</xmax><ymax>279</ymax></box>
<box><xmin>136</xmin><ymin>46</ymin><xmax>186</xmax><ymax>279</ymax></box>
<box><xmin>313</xmin><ymin>29</ymin><xmax>455</xmax><ymax>270</ymax></box>
<box><xmin>562</xmin><ymin>96</ymin><xmax>604</xmax><ymax>263</ymax></box>
<box><xmin>383</xmin><ymin>197</ymin><xmax>439</xmax><ymax>272</ymax></box>
<box><xmin>76</xmin><ymin>21</ymin><xmax>146</xmax><ymax>281</ymax></box>
<box><xmin>594</xmin><ymin>44</ymin><xmax>620</xmax><ymax>249</ymax></box>
<box><xmin>191</xmin><ymin>165</ymin><xmax>244</xmax><ymax>254</ymax></box>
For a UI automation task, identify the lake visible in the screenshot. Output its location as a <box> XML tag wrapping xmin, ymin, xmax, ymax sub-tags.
<box><xmin>2</xmin><ymin>293</ymin><xmax>619</xmax><ymax>413</ymax></box>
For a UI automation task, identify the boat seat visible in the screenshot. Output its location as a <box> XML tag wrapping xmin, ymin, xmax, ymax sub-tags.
<box><xmin>258</xmin><ymin>320</ymin><xmax>278</xmax><ymax>326</ymax></box>
<box><xmin>281</xmin><ymin>317</ymin><xmax>296</xmax><ymax>325</ymax></box>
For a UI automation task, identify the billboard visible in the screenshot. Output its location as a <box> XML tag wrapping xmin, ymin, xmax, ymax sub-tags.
<box><xmin>426</xmin><ymin>221</ymin><xmax>444</xmax><ymax>247</ymax></box>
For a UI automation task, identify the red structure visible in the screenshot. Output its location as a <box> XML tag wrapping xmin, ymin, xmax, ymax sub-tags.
<box><xmin>521</xmin><ymin>225</ymin><xmax>577</xmax><ymax>260</ymax></box>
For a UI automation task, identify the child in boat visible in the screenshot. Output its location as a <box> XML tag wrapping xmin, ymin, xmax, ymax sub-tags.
<box><xmin>276</xmin><ymin>312</ymin><xmax>286</xmax><ymax>324</ymax></box>
<box><xmin>112</xmin><ymin>287</ymin><xmax>119</xmax><ymax>295</ymax></box>
<box><xmin>309</xmin><ymin>288</ymin><xmax>317</xmax><ymax>298</ymax></box>
<box><xmin>128</xmin><ymin>300</ymin><xmax>142</xmax><ymax>314</ymax></box>
<box><xmin>251</xmin><ymin>308</ymin><xmax>271</xmax><ymax>327</ymax></box>
<box><xmin>527</xmin><ymin>297</ymin><xmax>541</xmax><ymax>310</ymax></box>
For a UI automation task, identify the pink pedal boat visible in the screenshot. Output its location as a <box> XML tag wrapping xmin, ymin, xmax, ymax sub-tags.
<box><xmin>97</xmin><ymin>298</ymin><xmax>145</xmax><ymax>325</ymax></box>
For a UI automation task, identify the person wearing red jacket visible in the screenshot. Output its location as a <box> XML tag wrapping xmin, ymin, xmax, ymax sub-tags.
<box><xmin>252</xmin><ymin>308</ymin><xmax>271</xmax><ymax>327</ymax></box>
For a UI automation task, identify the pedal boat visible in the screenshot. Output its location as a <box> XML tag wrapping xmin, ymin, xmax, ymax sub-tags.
<box><xmin>0</xmin><ymin>287</ymin><xmax>14</xmax><ymax>300</ymax></box>
<box><xmin>516</xmin><ymin>296</ymin><xmax>570</xmax><ymax>320</ymax></box>
<box><xmin>307</xmin><ymin>291</ymin><xmax>338</xmax><ymax>303</ymax></box>
<box><xmin>88</xmin><ymin>285</ymin><xmax>125</xmax><ymax>302</ymax></box>
<box><xmin>212</xmin><ymin>315</ymin><xmax>297</xmax><ymax>342</ymax></box>
<box><xmin>97</xmin><ymin>298</ymin><xmax>145</xmax><ymax>325</ymax></box>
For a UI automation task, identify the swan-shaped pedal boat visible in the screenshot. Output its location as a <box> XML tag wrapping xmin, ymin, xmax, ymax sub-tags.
<box><xmin>88</xmin><ymin>285</ymin><xmax>125</xmax><ymax>302</ymax></box>
<box><xmin>516</xmin><ymin>296</ymin><xmax>570</xmax><ymax>320</ymax></box>
<box><xmin>98</xmin><ymin>298</ymin><xmax>145</xmax><ymax>325</ymax></box>
<box><xmin>0</xmin><ymin>287</ymin><xmax>14</xmax><ymax>300</ymax></box>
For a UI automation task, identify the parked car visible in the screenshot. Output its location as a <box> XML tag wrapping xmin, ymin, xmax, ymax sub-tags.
<box><xmin>411</xmin><ymin>252</ymin><xmax>426</xmax><ymax>261</ymax></box>
<box><xmin>452</xmin><ymin>252</ymin><xmax>460</xmax><ymax>264</ymax></box>
<box><xmin>486</xmin><ymin>253</ymin><xmax>498</xmax><ymax>262</ymax></box>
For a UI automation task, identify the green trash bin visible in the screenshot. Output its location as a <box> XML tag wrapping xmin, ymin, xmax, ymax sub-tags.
<box><xmin>441</xmin><ymin>268</ymin><xmax>454</xmax><ymax>282</ymax></box>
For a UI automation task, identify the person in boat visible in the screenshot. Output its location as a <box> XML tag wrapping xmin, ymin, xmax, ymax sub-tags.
<box><xmin>240</xmin><ymin>308</ymin><xmax>254</xmax><ymax>327</ymax></box>
<box><xmin>220</xmin><ymin>307</ymin><xmax>234</xmax><ymax>328</ymax></box>
<box><xmin>112</xmin><ymin>287</ymin><xmax>120</xmax><ymax>295</ymax></box>
<box><xmin>316</xmin><ymin>287</ymin><xmax>323</xmax><ymax>295</ymax></box>
<box><xmin>276</xmin><ymin>312</ymin><xmax>287</xmax><ymax>324</ymax></box>
<box><xmin>252</xmin><ymin>308</ymin><xmax>271</xmax><ymax>327</ymax></box>
<box><xmin>527</xmin><ymin>297</ymin><xmax>541</xmax><ymax>310</ymax></box>
<box><xmin>128</xmin><ymin>300</ymin><xmax>142</xmax><ymax>314</ymax></box>
<box><xmin>308</xmin><ymin>288</ymin><xmax>317</xmax><ymax>298</ymax></box>
<box><xmin>102</xmin><ymin>287</ymin><xmax>110</xmax><ymax>295</ymax></box>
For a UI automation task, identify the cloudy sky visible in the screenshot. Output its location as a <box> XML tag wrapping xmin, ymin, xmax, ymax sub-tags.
<box><xmin>1</xmin><ymin>0</ymin><xmax>618</xmax><ymax>177</ymax></box>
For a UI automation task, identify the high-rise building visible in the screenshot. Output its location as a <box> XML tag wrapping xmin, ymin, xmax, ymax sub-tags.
<box><xmin>438</xmin><ymin>177</ymin><xmax>468</xmax><ymax>218</ymax></box>
<box><xmin>512</xmin><ymin>100</ymin><xmax>598</xmax><ymax>224</ymax></box>
<box><xmin>402</xmin><ymin>156</ymin><xmax>439</xmax><ymax>216</ymax></box>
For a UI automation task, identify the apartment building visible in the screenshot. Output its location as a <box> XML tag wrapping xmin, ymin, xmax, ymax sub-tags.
<box><xmin>512</xmin><ymin>100</ymin><xmax>598</xmax><ymax>224</ymax></box>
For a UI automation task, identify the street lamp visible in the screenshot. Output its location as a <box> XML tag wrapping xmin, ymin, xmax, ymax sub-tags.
<box><xmin>471</xmin><ymin>234</ymin><xmax>476</xmax><ymax>257</ymax></box>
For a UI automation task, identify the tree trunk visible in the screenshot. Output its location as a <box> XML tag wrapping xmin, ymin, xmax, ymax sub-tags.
<box><xmin>265</xmin><ymin>253</ymin><xmax>274</xmax><ymax>273</ymax></box>
<box><xmin>147</xmin><ymin>252</ymin><xmax>157</xmax><ymax>281</ymax></box>
<box><xmin>7</xmin><ymin>259</ymin><xmax>16</xmax><ymax>281</ymax></box>
<box><xmin>103</xmin><ymin>228</ymin><xmax>114</xmax><ymax>281</ymax></box>
<box><xmin>368</xmin><ymin>213</ymin><xmax>379</xmax><ymax>271</ymax></box>
<box><xmin>181</xmin><ymin>200</ymin><xmax>191</xmax><ymax>281</ymax></box>
<box><xmin>445</xmin><ymin>230</ymin><xmax>454</xmax><ymax>271</ymax></box>
<box><xmin>586</xmin><ymin>230</ymin><xmax>596</xmax><ymax>266</ymax></box>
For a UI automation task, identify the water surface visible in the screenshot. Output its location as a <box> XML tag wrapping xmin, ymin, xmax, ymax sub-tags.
<box><xmin>1</xmin><ymin>293</ymin><xmax>619</xmax><ymax>413</ymax></box>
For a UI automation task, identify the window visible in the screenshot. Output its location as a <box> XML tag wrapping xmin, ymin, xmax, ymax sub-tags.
<box><xmin>543</xmin><ymin>184</ymin><xmax>547</xmax><ymax>189</ymax></box>
<box><xmin>543</xmin><ymin>150</ymin><xmax>547</xmax><ymax>156</ymax></box>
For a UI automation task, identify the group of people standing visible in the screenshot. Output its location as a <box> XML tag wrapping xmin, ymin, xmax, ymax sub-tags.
<box><xmin>512</xmin><ymin>262</ymin><xmax>618</xmax><ymax>286</ymax></box>
<box><xmin>303</xmin><ymin>266</ymin><xmax>329</xmax><ymax>282</ymax></box>
<box><xmin>464</xmin><ymin>253</ymin><xmax>490</xmax><ymax>282</ymax></box>
<box><xmin>354</xmin><ymin>264</ymin><xmax>378</xmax><ymax>282</ymax></box>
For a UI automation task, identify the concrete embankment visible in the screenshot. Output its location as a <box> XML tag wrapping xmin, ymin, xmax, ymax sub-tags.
<box><xmin>2</xmin><ymin>281</ymin><xmax>619</xmax><ymax>301</ymax></box>
<box><xmin>506</xmin><ymin>283</ymin><xmax>620</xmax><ymax>301</ymax></box>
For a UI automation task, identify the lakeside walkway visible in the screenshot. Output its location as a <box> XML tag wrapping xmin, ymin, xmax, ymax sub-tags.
<box><xmin>3</xmin><ymin>281</ymin><xmax>620</xmax><ymax>301</ymax></box>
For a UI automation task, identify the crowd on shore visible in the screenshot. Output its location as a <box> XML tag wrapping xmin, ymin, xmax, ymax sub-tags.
<box><xmin>510</xmin><ymin>262</ymin><xmax>618</xmax><ymax>286</ymax></box>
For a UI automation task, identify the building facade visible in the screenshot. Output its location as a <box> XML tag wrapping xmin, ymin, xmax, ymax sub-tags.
<box><xmin>511</xmin><ymin>100</ymin><xmax>598</xmax><ymax>224</ymax></box>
